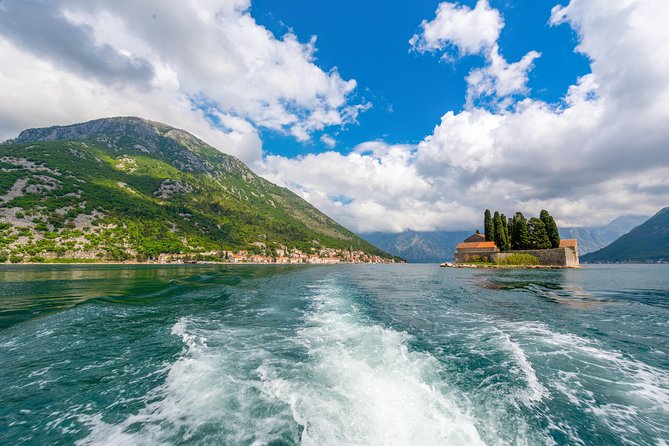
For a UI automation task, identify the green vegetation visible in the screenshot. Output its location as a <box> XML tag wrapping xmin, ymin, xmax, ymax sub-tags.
<box><xmin>528</xmin><ymin>217</ymin><xmax>552</xmax><ymax>249</ymax></box>
<box><xmin>510</xmin><ymin>212</ymin><xmax>529</xmax><ymax>250</ymax></box>
<box><xmin>484</xmin><ymin>209</ymin><xmax>494</xmax><ymax>242</ymax></box>
<box><xmin>484</xmin><ymin>209</ymin><xmax>560</xmax><ymax>251</ymax></box>
<box><xmin>500</xmin><ymin>213</ymin><xmax>510</xmax><ymax>251</ymax></box>
<box><xmin>494</xmin><ymin>253</ymin><xmax>540</xmax><ymax>265</ymax></box>
<box><xmin>540</xmin><ymin>209</ymin><xmax>560</xmax><ymax>248</ymax></box>
<box><xmin>0</xmin><ymin>117</ymin><xmax>394</xmax><ymax>262</ymax></box>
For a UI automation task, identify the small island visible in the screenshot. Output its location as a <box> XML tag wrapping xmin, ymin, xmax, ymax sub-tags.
<box><xmin>444</xmin><ymin>209</ymin><xmax>579</xmax><ymax>268</ymax></box>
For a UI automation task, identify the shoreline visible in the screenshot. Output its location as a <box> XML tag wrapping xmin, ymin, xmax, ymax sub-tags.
<box><xmin>0</xmin><ymin>260</ymin><xmax>400</xmax><ymax>266</ymax></box>
<box><xmin>440</xmin><ymin>262</ymin><xmax>579</xmax><ymax>269</ymax></box>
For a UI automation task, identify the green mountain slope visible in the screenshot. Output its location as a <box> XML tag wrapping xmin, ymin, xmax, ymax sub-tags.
<box><xmin>0</xmin><ymin>117</ymin><xmax>395</xmax><ymax>263</ymax></box>
<box><xmin>581</xmin><ymin>208</ymin><xmax>669</xmax><ymax>263</ymax></box>
<box><xmin>559</xmin><ymin>215</ymin><xmax>648</xmax><ymax>254</ymax></box>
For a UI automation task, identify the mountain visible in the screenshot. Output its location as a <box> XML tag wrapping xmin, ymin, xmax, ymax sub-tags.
<box><xmin>559</xmin><ymin>215</ymin><xmax>648</xmax><ymax>255</ymax></box>
<box><xmin>0</xmin><ymin>117</ymin><xmax>394</xmax><ymax>263</ymax></box>
<box><xmin>581</xmin><ymin>208</ymin><xmax>669</xmax><ymax>263</ymax></box>
<box><xmin>361</xmin><ymin>230</ymin><xmax>472</xmax><ymax>263</ymax></box>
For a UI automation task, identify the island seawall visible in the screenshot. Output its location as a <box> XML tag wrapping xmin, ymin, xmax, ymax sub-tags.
<box><xmin>454</xmin><ymin>246</ymin><xmax>579</xmax><ymax>267</ymax></box>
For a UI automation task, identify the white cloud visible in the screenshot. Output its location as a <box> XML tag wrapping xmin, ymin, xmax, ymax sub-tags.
<box><xmin>465</xmin><ymin>45</ymin><xmax>541</xmax><ymax>108</ymax></box>
<box><xmin>411</xmin><ymin>0</ymin><xmax>540</xmax><ymax>108</ymax></box>
<box><xmin>262</xmin><ymin>0</ymin><xmax>669</xmax><ymax>232</ymax></box>
<box><xmin>410</xmin><ymin>0</ymin><xmax>502</xmax><ymax>56</ymax></box>
<box><xmin>0</xmin><ymin>0</ymin><xmax>363</xmax><ymax>164</ymax></box>
<box><xmin>320</xmin><ymin>134</ymin><xmax>337</xmax><ymax>149</ymax></box>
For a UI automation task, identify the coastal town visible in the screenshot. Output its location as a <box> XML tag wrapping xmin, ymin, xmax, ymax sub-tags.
<box><xmin>156</xmin><ymin>246</ymin><xmax>398</xmax><ymax>265</ymax></box>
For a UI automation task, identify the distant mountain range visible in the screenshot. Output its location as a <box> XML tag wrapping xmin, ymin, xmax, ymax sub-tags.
<box><xmin>360</xmin><ymin>230</ymin><xmax>471</xmax><ymax>264</ymax></box>
<box><xmin>0</xmin><ymin>117</ymin><xmax>393</xmax><ymax>262</ymax></box>
<box><xmin>361</xmin><ymin>215</ymin><xmax>648</xmax><ymax>263</ymax></box>
<box><xmin>582</xmin><ymin>208</ymin><xmax>669</xmax><ymax>263</ymax></box>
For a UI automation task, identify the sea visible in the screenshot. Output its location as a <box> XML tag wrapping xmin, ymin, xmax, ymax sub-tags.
<box><xmin>0</xmin><ymin>264</ymin><xmax>667</xmax><ymax>445</ymax></box>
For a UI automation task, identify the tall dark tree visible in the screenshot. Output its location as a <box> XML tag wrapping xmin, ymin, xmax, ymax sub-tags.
<box><xmin>494</xmin><ymin>211</ymin><xmax>508</xmax><ymax>251</ymax></box>
<box><xmin>528</xmin><ymin>217</ymin><xmax>552</xmax><ymax>249</ymax></box>
<box><xmin>484</xmin><ymin>209</ymin><xmax>494</xmax><ymax>242</ymax></box>
<box><xmin>540</xmin><ymin>209</ymin><xmax>561</xmax><ymax>248</ymax></box>
<box><xmin>507</xmin><ymin>216</ymin><xmax>515</xmax><ymax>249</ymax></box>
<box><xmin>500</xmin><ymin>213</ymin><xmax>510</xmax><ymax>251</ymax></box>
<box><xmin>493</xmin><ymin>211</ymin><xmax>501</xmax><ymax>241</ymax></box>
<box><xmin>511</xmin><ymin>212</ymin><xmax>530</xmax><ymax>250</ymax></box>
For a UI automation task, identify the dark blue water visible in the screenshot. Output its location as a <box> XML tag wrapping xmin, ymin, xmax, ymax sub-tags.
<box><xmin>0</xmin><ymin>264</ymin><xmax>667</xmax><ymax>445</ymax></box>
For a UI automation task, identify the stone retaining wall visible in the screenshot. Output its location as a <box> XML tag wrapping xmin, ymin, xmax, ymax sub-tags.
<box><xmin>455</xmin><ymin>247</ymin><xmax>579</xmax><ymax>267</ymax></box>
<box><xmin>492</xmin><ymin>247</ymin><xmax>579</xmax><ymax>267</ymax></box>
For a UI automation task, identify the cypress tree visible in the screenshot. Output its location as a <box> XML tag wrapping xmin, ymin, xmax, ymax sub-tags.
<box><xmin>540</xmin><ymin>210</ymin><xmax>561</xmax><ymax>249</ymax></box>
<box><xmin>507</xmin><ymin>216</ymin><xmax>515</xmax><ymax>250</ymax></box>
<box><xmin>549</xmin><ymin>215</ymin><xmax>560</xmax><ymax>248</ymax></box>
<box><xmin>512</xmin><ymin>212</ymin><xmax>529</xmax><ymax>250</ymax></box>
<box><xmin>500</xmin><ymin>213</ymin><xmax>510</xmax><ymax>251</ymax></box>
<box><xmin>494</xmin><ymin>211</ymin><xmax>508</xmax><ymax>251</ymax></box>
<box><xmin>484</xmin><ymin>209</ymin><xmax>494</xmax><ymax>242</ymax></box>
<box><xmin>528</xmin><ymin>217</ymin><xmax>551</xmax><ymax>249</ymax></box>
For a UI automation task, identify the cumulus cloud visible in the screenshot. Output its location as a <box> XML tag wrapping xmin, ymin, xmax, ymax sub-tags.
<box><xmin>465</xmin><ymin>46</ymin><xmax>541</xmax><ymax>108</ymax></box>
<box><xmin>0</xmin><ymin>0</ymin><xmax>363</xmax><ymax>164</ymax></box>
<box><xmin>263</xmin><ymin>0</ymin><xmax>669</xmax><ymax>232</ymax></box>
<box><xmin>409</xmin><ymin>0</ymin><xmax>502</xmax><ymax>56</ymax></box>
<box><xmin>411</xmin><ymin>0</ymin><xmax>541</xmax><ymax>108</ymax></box>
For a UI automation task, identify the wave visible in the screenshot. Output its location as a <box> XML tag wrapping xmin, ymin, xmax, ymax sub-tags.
<box><xmin>78</xmin><ymin>279</ymin><xmax>487</xmax><ymax>445</ymax></box>
<box><xmin>77</xmin><ymin>315</ymin><xmax>301</xmax><ymax>445</ymax></box>
<box><xmin>504</xmin><ymin>321</ymin><xmax>669</xmax><ymax>444</ymax></box>
<box><xmin>258</xmin><ymin>280</ymin><xmax>485</xmax><ymax>445</ymax></box>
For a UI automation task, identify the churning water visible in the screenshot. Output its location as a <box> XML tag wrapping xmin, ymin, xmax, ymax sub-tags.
<box><xmin>0</xmin><ymin>264</ymin><xmax>668</xmax><ymax>445</ymax></box>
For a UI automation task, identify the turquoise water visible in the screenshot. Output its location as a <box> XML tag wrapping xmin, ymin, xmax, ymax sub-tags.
<box><xmin>0</xmin><ymin>264</ymin><xmax>668</xmax><ymax>445</ymax></box>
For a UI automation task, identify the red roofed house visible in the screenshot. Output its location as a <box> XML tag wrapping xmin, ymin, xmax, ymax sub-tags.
<box><xmin>454</xmin><ymin>231</ymin><xmax>500</xmax><ymax>263</ymax></box>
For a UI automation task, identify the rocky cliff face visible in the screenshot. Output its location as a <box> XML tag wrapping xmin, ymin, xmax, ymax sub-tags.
<box><xmin>10</xmin><ymin>117</ymin><xmax>243</xmax><ymax>174</ymax></box>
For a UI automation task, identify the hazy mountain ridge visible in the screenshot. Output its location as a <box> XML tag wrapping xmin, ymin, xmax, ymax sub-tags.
<box><xmin>361</xmin><ymin>230</ymin><xmax>471</xmax><ymax>263</ymax></box>
<box><xmin>559</xmin><ymin>215</ymin><xmax>648</xmax><ymax>255</ymax></box>
<box><xmin>0</xmin><ymin>117</ymin><xmax>393</xmax><ymax>262</ymax></box>
<box><xmin>581</xmin><ymin>208</ymin><xmax>669</xmax><ymax>263</ymax></box>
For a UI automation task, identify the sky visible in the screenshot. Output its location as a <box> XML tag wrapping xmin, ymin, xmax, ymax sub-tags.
<box><xmin>0</xmin><ymin>0</ymin><xmax>668</xmax><ymax>233</ymax></box>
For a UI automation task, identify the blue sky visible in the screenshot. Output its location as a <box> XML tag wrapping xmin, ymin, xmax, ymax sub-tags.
<box><xmin>251</xmin><ymin>0</ymin><xmax>590</xmax><ymax>157</ymax></box>
<box><xmin>1</xmin><ymin>0</ymin><xmax>668</xmax><ymax>232</ymax></box>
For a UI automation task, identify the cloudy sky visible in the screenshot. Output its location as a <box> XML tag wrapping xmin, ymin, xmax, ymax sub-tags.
<box><xmin>1</xmin><ymin>0</ymin><xmax>668</xmax><ymax>232</ymax></box>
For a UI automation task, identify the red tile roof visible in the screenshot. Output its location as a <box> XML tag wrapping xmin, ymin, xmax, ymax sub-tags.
<box><xmin>560</xmin><ymin>239</ymin><xmax>578</xmax><ymax>248</ymax></box>
<box><xmin>456</xmin><ymin>241</ymin><xmax>497</xmax><ymax>250</ymax></box>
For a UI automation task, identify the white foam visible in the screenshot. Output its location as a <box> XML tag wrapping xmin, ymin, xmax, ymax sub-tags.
<box><xmin>496</xmin><ymin>329</ymin><xmax>547</xmax><ymax>405</ymax></box>
<box><xmin>505</xmin><ymin>321</ymin><xmax>669</xmax><ymax>443</ymax></box>
<box><xmin>258</xmin><ymin>281</ymin><xmax>485</xmax><ymax>446</ymax></box>
<box><xmin>509</xmin><ymin>321</ymin><xmax>669</xmax><ymax>410</ymax></box>
<box><xmin>79</xmin><ymin>317</ymin><xmax>299</xmax><ymax>445</ymax></box>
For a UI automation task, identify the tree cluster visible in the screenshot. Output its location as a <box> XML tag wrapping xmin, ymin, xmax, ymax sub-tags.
<box><xmin>484</xmin><ymin>209</ymin><xmax>560</xmax><ymax>251</ymax></box>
